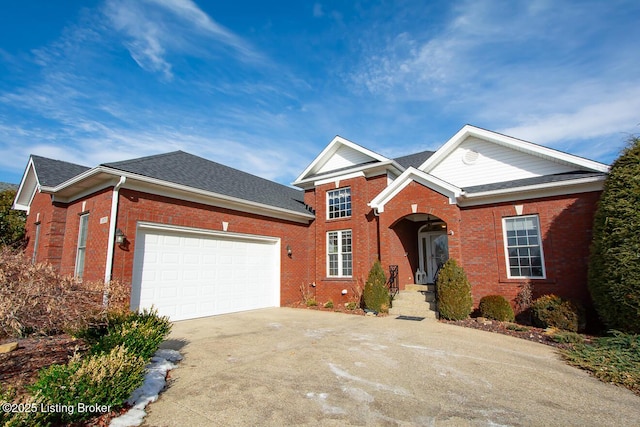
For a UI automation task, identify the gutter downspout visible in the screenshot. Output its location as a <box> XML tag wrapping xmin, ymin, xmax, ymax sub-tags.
<box><xmin>104</xmin><ymin>177</ymin><xmax>126</xmax><ymax>301</ymax></box>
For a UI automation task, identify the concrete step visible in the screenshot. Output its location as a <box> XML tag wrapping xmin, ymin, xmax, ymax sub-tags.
<box><xmin>390</xmin><ymin>290</ymin><xmax>438</xmax><ymax>319</ymax></box>
<box><xmin>404</xmin><ymin>284</ymin><xmax>435</xmax><ymax>292</ymax></box>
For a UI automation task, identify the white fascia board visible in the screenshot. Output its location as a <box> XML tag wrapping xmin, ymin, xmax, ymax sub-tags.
<box><xmin>419</xmin><ymin>125</ymin><xmax>610</xmax><ymax>173</ymax></box>
<box><xmin>314</xmin><ymin>171</ymin><xmax>365</xmax><ymax>186</ymax></box>
<box><xmin>295</xmin><ymin>160</ymin><xmax>396</xmax><ymax>188</ymax></box>
<box><xmin>369</xmin><ymin>167</ymin><xmax>461</xmax><ymax>212</ymax></box>
<box><xmin>293</xmin><ymin>135</ymin><xmax>391</xmax><ymax>185</ymax></box>
<box><xmin>458</xmin><ymin>175</ymin><xmax>606</xmax><ymax>207</ymax></box>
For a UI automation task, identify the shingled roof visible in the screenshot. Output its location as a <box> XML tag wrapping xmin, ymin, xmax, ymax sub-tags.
<box><xmin>103</xmin><ymin>151</ymin><xmax>311</xmax><ymax>215</ymax></box>
<box><xmin>31</xmin><ymin>155</ymin><xmax>90</xmax><ymax>187</ymax></box>
<box><xmin>463</xmin><ymin>171</ymin><xmax>606</xmax><ymax>194</ymax></box>
<box><xmin>393</xmin><ymin>150</ymin><xmax>435</xmax><ymax>169</ymax></box>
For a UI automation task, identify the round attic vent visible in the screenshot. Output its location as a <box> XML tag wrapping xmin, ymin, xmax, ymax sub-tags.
<box><xmin>462</xmin><ymin>149</ymin><xmax>480</xmax><ymax>165</ymax></box>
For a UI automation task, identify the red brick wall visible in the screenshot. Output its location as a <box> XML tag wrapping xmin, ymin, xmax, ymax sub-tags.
<box><xmin>111</xmin><ymin>189</ymin><xmax>311</xmax><ymax>307</ymax></box>
<box><xmin>303</xmin><ymin>174</ymin><xmax>387</xmax><ymax>305</ymax></box>
<box><xmin>24</xmin><ymin>191</ymin><xmax>68</xmax><ymax>269</ymax></box>
<box><xmin>460</xmin><ymin>191</ymin><xmax>601</xmax><ymax>309</ymax></box>
<box><xmin>378</xmin><ymin>181</ymin><xmax>463</xmax><ymax>286</ymax></box>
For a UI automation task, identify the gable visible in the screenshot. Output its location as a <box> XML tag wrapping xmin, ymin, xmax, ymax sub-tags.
<box><xmin>315</xmin><ymin>144</ymin><xmax>378</xmax><ymax>174</ymax></box>
<box><xmin>293</xmin><ymin>136</ymin><xmax>393</xmax><ymax>187</ymax></box>
<box><xmin>420</xmin><ymin>125</ymin><xmax>609</xmax><ymax>189</ymax></box>
<box><xmin>428</xmin><ymin>137</ymin><xmax>578</xmax><ymax>188</ymax></box>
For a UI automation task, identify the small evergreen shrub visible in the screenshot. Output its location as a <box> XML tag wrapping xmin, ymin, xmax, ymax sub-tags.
<box><xmin>363</xmin><ymin>260</ymin><xmax>389</xmax><ymax>313</ymax></box>
<box><xmin>90</xmin><ymin>308</ymin><xmax>171</xmax><ymax>361</ymax></box>
<box><xmin>305</xmin><ymin>298</ymin><xmax>318</xmax><ymax>307</ymax></box>
<box><xmin>28</xmin><ymin>346</ymin><xmax>146</xmax><ymax>424</ymax></box>
<box><xmin>531</xmin><ymin>295</ymin><xmax>583</xmax><ymax>332</ymax></box>
<box><xmin>479</xmin><ymin>295</ymin><xmax>515</xmax><ymax>322</ymax></box>
<box><xmin>436</xmin><ymin>259</ymin><xmax>473</xmax><ymax>320</ymax></box>
<box><xmin>345</xmin><ymin>302</ymin><xmax>357</xmax><ymax>310</ymax></box>
<box><xmin>324</xmin><ymin>300</ymin><xmax>334</xmax><ymax>309</ymax></box>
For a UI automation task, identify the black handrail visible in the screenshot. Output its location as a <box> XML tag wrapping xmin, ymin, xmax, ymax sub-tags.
<box><xmin>387</xmin><ymin>265</ymin><xmax>399</xmax><ymax>298</ymax></box>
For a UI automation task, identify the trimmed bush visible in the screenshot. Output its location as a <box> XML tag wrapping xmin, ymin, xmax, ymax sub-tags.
<box><xmin>363</xmin><ymin>260</ymin><xmax>389</xmax><ymax>313</ymax></box>
<box><xmin>436</xmin><ymin>259</ymin><xmax>473</xmax><ymax>320</ymax></box>
<box><xmin>531</xmin><ymin>295</ymin><xmax>583</xmax><ymax>332</ymax></box>
<box><xmin>588</xmin><ymin>136</ymin><xmax>640</xmax><ymax>333</ymax></box>
<box><xmin>479</xmin><ymin>295</ymin><xmax>515</xmax><ymax>322</ymax></box>
<box><xmin>28</xmin><ymin>345</ymin><xmax>146</xmax><ymax>424</ymax></box>
<box><xmin>91</xmin><ymin>308</ymin><xmax>171</xmax><ymax>361</ymax></box>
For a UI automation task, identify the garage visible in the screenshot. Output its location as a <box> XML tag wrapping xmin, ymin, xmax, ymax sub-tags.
<box><xmin>130</xmin><ymin>223</ymin><xmax>281</xmax><ymax>321</ymax></box>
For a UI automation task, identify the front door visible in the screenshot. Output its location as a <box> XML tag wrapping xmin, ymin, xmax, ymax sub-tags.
<box><xmin>418</xmin><ymin>232</ymin><xmax>449</xmax><ymax>283</ymax></box>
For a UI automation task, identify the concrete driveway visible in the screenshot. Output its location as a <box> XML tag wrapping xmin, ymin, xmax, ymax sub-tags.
<box><xmin>144</xmin><ymin>308</ymin><xmax>639</xmax><ymax>426</ymax></box>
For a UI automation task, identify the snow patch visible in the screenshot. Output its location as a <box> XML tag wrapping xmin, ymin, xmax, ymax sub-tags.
<box><xmin>306</xmin><ymin>392</ymin><xmax>345</xmax><ymax>415</ymax></box>
<box><xmin>109</xmin><ymin>349</ymin><xmax>182</xmax><ymax>427</ymax></box>
<box><xmin>328</xmin><ymin>363</ymin><xmax>410</xmax><ymax>396</ymax></box>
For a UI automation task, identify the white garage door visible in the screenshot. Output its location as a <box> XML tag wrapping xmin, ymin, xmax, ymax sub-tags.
<box><xmin>131</xmin><ymin>223</ymin><xmax>280</xmax><ymax>321</ymax></box>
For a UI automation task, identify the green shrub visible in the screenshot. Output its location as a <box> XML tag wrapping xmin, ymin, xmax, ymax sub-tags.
<box><xmin>345</xmin><ymin>302</ymin><xmax>357</xmax><ymax>310</ymax></box>
<box><xmin>531</xmin><ymin>295</ymin><xmax>584</xmax><ymax>332</ymax></box>
<box><xmin>363</xmin><ymin>260</ymin><xmax>389</xmax><ymax>313</ymax></box>
<box><xmin>323</xmin><ymin>300</ymin><xmax>334</xmax><ymax>309</ymax></box>
<box><xmin>479</xmin><ymin>295</ymin><xmax>515</xmax><ymax>322</ymax></box>
<box><xmin>551</xmin><ymin>331</ymin><xmax>585</xmax><ymax>344</ymax></box>
<box><xmin>28</xmin><ymin>345</ymin><xmax>145</xmax><ymax>424</ymax></box>
<box><xmin>436</xmin><ymin>259</ymin><xmax>473</xmax><ymax>320</ymax></box>
<box><xmin>91</xmin><ymin>308</ymin><xmax>171</xmax><ymax>361</ymax></box>
<box><xmin>588</xmin><ymin>136</ymin><xmax>640</xmax><ymax>334</ymax></box>
<box><xmin>562</xmin><ymin>331</ymin><xmax>640</xmax><ymax>394</ymax></box>
<box><xmin>305</xmin><ymin>298</ymin><xmax>318</xmax><ymax>307</ymax></box>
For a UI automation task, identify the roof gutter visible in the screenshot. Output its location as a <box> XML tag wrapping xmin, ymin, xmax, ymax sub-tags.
<box><xmin>104</xmin><ymin>176</ymin><xmax>126</xmax><ymax>289</ymax></box>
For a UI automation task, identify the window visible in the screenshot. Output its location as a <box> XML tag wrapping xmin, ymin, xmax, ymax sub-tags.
<box><xmin>503</xmin><ymin>215</ymin><xmax>545</xmax><ymax>278</ymax></box>
<box><xmin>75</xmin><ymin>214</ymin><xmax>89</xmax><ymax>279</ymax></box>
<box><xmin>327</xmin><ymin>187</ymin><xmax>351</xmax><ymax>219</ymax></box>
<box><xmin>31</xmin><ymin>222</ymin><xmax>41</xmax><ymax>264</ymax></box>
<box><xmin>327</xmin><ymin>230</ymin><xmax>352</xmax><ymax>277</ymax></box>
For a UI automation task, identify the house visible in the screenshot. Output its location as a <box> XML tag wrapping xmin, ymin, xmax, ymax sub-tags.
<box><xmin>13</xmin><ymin>125</ymin><xmax>609</xmax><ymax>321</ymax></box>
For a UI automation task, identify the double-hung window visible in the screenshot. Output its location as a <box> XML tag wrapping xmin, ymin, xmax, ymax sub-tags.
<box><xmin>75</xmin><ymin>214</ymin><xmax>89</xmax><ymax>279</ymax></box>
<box><xmin>327</xmin><ymin>230</ymin><xmax>352</xmax><ymax>277</ymax></box>
<box><xmin>503</xmin><ymin>215</ymin><xmax>545</xmax><ymax>278</ymax></box>
<box><xmin>327</xmin><ymin>187</ymin><xmax>351</xmax><ymax>219</ymax></box>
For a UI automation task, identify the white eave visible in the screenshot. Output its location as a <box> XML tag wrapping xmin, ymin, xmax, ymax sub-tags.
<box><xmin>12</xmin><ymin>158</ymin><xmax>40</xmax><ymax>213</ymax></box>
<box><xmin>28</xmin><ymin>166</ymin><xmax>315</xmax><ymax>224</ymax></box>
<box><xmin>419</xmin><ymin>125</ymin><xmax>611</xmax><ymax>174</ymax></box>
<box><xmin>294</xmin><ymin>160</ymin><xmax>402</xmax><ymax>189</ymax></box>
<box><xmin>457</xmin><ymin>174</ymin><xmax>606</xmax><ymax>207</ymax></box>
<box><xmin>369</xmin><ymin>167</ymin><xmax>462</xmax><ymax>212</ymax></box>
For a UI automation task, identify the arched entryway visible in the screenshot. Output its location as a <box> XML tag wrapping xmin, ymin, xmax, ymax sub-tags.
<box><xmin>416</xmin><ymin>219</ymin><xmax>449</xmax><ymax>284</ymax></box>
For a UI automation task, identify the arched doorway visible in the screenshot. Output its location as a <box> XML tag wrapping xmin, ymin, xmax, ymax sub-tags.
<box><xmin>416</xmin><ymin>220</ymin><xmax>449</xmax><ymax>284</ymax></box>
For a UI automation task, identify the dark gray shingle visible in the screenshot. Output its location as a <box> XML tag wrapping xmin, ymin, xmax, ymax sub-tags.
<box><xmin>393</xmin><ymin>150</ymin><xmax>435</xmax><ymax>169</ymax></box>
<box><xmin>31</xmin><ymin>155</ymin><xmax>90</xmax><ymax>187</ymax></box>
<box><xmin>103</xmin><ymin>151</ymin><xmax>312</xmax><ymax>215</ymax></box>
<box><xmin>463</xmin><ymin>171</ymin><xmax>606</xmax><ymax>194</ymax></box>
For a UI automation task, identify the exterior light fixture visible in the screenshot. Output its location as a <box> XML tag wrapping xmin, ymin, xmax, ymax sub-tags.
<box><xmin>115</xmin><ymin>228</ymin><xmax>126</xmax><ymax>244</ymax></box>
<box><xmin>286</xmin><ymin>244</ymin><xmax>292</xmax><ymax>257</ymax></box>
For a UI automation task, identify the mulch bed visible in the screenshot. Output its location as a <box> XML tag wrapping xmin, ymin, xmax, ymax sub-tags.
<box><xmin>440</xmin><ymin>317</ymin><xmax>592</xmax><ymax>349</ymax></box>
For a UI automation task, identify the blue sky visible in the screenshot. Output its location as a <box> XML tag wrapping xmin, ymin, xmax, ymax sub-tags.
<box><xmin>1</xmin><ymin>0</ymin><xmax>639</xmax><ymax>186</ymax></box>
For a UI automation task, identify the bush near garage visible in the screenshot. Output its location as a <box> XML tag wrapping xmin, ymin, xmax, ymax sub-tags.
<box><xmin>0</xmin><ymin>247</ymin><xmax>128</xmax><ymax>339</ymax></box>
<box><xmin>436</xmin><ymin>259</ymin><xmax>473</xmax><ymax>320</ymax></box>
<box><xmin>479</xmin><ymin>295</ymin><xmax>515</xmax><ymax>322</ymax></box>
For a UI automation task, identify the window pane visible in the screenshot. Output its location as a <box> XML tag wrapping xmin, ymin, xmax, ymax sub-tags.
<box><xmin>327</xmin><ymin>188</ymin><xmax>352</xmax><ymax>219</ymax></box>
<box><xmin>504</xmin><ymin>216</ymin><xmax>545</xmax><ymax>278</ymax></box>
<box><xmin>342</xmin><ymin>254</ymin><xmax>352</xmax><ymax>276</ymax></box>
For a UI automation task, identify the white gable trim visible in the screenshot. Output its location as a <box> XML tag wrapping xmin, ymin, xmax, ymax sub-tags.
<box><xmin>13</xmin><ymin>158</ymin><xmax>40</xmax><ymax>213</ymax></box>
<box><xmin>369</xmin><ymin>167</ymin><xmax>461</xmax><ymax>212</ymax></box>
<box><xmin>293</xmin><ymin>135</ymin><xmax>390</xmax><ymax>186</ymax></box>
<box><xmin>419</xmin><ymin>125</ymin><xmax>610</xmax><ymax>174</ymax></box>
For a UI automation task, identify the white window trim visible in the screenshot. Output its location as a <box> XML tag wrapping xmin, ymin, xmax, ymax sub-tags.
<box><xmin>75</xmin><ymin>214</ymin><xmax>89</xmax><ymax>279</ymax></box>
<box><xmin>326</xmin><ymin>187</ymin><xmax>352</xmax><ymax>220</ymax></box>
<box><xmin>326</xmin><ymin>229</ymin><xmax>353</xmax><ymax>278</ymax></box>
<box><xmin>31</xmin><ymin>222</ymin><xmax>41</xmax><ymax>264</ymax></box>
<box><xmin>502</xmin><ymin>214</ymin><xmax>546</xmax><ymax>279</ymax></box>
